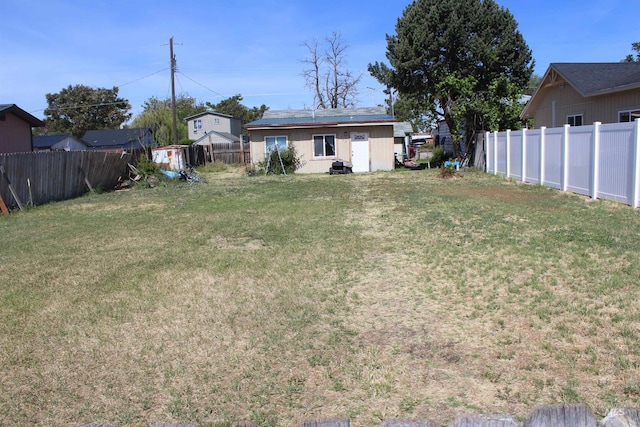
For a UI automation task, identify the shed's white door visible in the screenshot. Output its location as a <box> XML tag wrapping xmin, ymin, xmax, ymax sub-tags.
<box><xmin>351</xmin><ymin>132</ymin><xmax>369</xmax><ymax>172</ymax></box>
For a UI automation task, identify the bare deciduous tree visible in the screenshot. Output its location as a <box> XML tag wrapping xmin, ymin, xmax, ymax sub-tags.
<box><xmin>302</xmin><ymin>32</ymin><xmax>361</xmax><ymax>109</ymax></box>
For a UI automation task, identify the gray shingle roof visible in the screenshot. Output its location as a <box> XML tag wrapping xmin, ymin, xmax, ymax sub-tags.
<box><xmin>82</xmin><ymin>128</ymin><xmax>157</xmax><ymax>149</ymax></box>
<box><xmin>394</xmin><ymin>122</ymin><xmax>413</xmax><ymax>137</ymax></box>
<box><xmin>33</xmin><ymin>134</ymin><xmax>71</xmax><ymax>148</ymax></box>
<box><xmin>551</xmin><ymin>62</ymin><xmax>640</xmax><ymax>96</ymax></box>
<box><xmin>184</xmin><ymin>110</ymin><xmax>235</xmax><ymax>121</ymax></box>
<box><xmin>247</xmin><ymin>107</ymin><xmax>395</xmax><ymax>128</ymax></box>
<box><xmin>0</xmin><ymin>104</ymin><xmax>44</xmax><ymax>127</ymax></box>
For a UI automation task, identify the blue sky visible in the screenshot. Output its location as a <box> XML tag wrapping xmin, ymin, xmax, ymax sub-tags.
<box><xmin>1</xmin><ymin>0</ymin><xmax>638</xmax><ymax>121</ymax></box>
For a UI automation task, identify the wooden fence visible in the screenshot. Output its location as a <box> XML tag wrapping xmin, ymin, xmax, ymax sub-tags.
<box><xmin>0</xmin><ymin>150</ymin><xmax>133</xmax><ymax>209</ymax></box>
<box><xmin>76</xmin><ymin>404</ymin><xmax>639</xmax><ymax>427</ymax></box>
<box><xmin>198</xmin><ymin>141</ymin><xmax>251</xmax><ymax>165</ymax></box>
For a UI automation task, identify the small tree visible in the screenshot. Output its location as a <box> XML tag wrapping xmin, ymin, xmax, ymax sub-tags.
<box><xmin>131</xmin><ymin>95</ymin><xmax>206</xmax><ymax>146</ymax></box>
<box><xmin>302</xmin><ymin>32</ymin><xmax>361</xmax><ymax>109</ymax></box>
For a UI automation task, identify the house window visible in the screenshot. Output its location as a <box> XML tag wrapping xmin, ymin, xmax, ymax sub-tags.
<box><xmin>193</xmin><ymin>119</ymin><xmax>202</xmax><ymax>132</ymax></box>
<box><xmin>567</xmin><ymin>114</ymin><xmax>583</xmax><ymax>126</ymax></box>
<box><xmin>619</xmin><ymin>109</ymin><xmax>640</xmax><ymax>122</ymax></box>
<box><xmin>214</xmin><ymin>118</ymin><xmax>220</xmax><ymax>125</ymax></box>
<box><xmin>265</xmin><ymin>136</ymin><xmax>287</xmax><ymax>154</ymax></box>
<box><xmin>313</xmin><ymin>134</ymin><xmax>336</xmax><ymax>158</ymax></box>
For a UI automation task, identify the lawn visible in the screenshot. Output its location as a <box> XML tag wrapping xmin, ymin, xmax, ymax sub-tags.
<box><xmin>1</xmin><ymin>167</ymin><xmax>639</xmax><ymax>427</ymax></box>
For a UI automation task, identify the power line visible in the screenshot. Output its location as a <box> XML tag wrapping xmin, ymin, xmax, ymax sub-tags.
<box><xmin>177</xmin><ymin>71</ymin><xmax>225</xmax><ymax>99</ymax></box>
<box><xmin>118</xmin><ymin>68</ymin><xmax>169</xmax><ymax>87</ymax></box>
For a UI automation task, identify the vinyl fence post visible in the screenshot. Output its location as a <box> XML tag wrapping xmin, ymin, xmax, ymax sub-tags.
<box><xmin>540</xmin><ymin>127</ymin><xmax>546</xmax><ymax>185</ymax></box>
<box><xmin>493</xmin><ymin>131</ymin><xmax>498</xmax><ymax>175</ymax></box>
<box><xmin>506</xmin><ymin>129</ymin><xmax>511</xmax><ymax>178</ymax></box>
<box><xmin>591</xmin><ymin>122</ymin><xmax>601</xmax><ymax>200</ymax></box>
<box><xmin>633</xmin><ymin>118</ymin><xmax>640</xmax><ymax>208</ymax></box>
<box><xmin>485</xmin><ymin>131</ymin><xmax>491</xmax><ymax>173</ymax></box>
<box><xmin>562</xmin><ymin>124</ymin><xmax>570</xmax><ymax>192</ymax></box>
<box><xmin>522</xmin><ymin>127</ymin><xmax>527</xmax><ymax>183</ymax></box>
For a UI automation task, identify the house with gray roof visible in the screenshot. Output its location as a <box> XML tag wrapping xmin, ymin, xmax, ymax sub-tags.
<box><xmin>521</xmin><ymin>62</ymin><xmax>640</xmax><ymax>128</ymax></box>
<box><xmin>33</xmin><ymin>134</ymin><xmax>90</xmax><ymax>151</ymax></box>
<box><xmin>82</xmin><ymin>128</ymin><xmax>157</xmax><ymax>151</ymax></box>
<box><xmin>246</xmin><ymin>107</ymin><xmax>396</xmax><ymax>173</ymax></box>
<box><xmin>185</xmin><ymin>111</ymin><xmax>242</xmax><ymax>141</ymax></box>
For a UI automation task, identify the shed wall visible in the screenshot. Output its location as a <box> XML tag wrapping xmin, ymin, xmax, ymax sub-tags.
<box><xmin>249</xmin><ymin>125</ymin><xmax>394</xmax><ymax>173</ymax></box>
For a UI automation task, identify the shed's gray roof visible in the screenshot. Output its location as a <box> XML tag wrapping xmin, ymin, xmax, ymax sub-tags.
<box><xmin>394</xmin><ymin>122</ymin><xmax>413</xmax><ymax>137</ymax></box>
<box><xmin>551</xmin><ymin>62</ymin><xmax>640</xmax><ymax>96</ymax></box>
<box><xmin>247</xmin><ymin>107</ymin><xmax>395</xmax><ymax>128</ymax></box>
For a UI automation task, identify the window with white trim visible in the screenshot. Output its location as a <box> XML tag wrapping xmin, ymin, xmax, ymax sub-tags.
<box><xmin>619</xmin><ymin>109</ymin><xmax>640</xmax><ymax>122</ymax></box>
<box><xmin>567</xmin><ymin>114</ymin><xmax>583</xmax><ymax>126</ymax></box>
<box><xmin>193</xmin><ymin>119</ymin><xmax>202</xmax><ymax>132</ymax></box>
<box><xmin>313</xmin><ymin>134</ymin><xmax>336</xmax><ymax>158</ymax></box>
<box><xmin>265</xmin><ymin>136</ymin><xmax>287</xmax><ymax>154</ymax></box>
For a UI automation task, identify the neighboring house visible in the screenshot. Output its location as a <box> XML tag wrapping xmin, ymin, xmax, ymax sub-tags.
<box><xmin>32</xmin><ymin>134</ymin><xmax>90</xmax><ymax>151</ymax></box>
<box><xmin>521</xmin><ymin>62</ymin><xmax>640</xmax><ymax>128</ymax></box>
<box><xmin>185</xmin><ymin>111</ymin><xmax>242</xmax><ymax>141</ymax></box>
<box><xmin>82</xmin><ymin>128</ymin><xmax>158</xmax><ymax>151</ymax></box>
<box><xmin>246</xmin><ymin>107</ymin><xmax>396</xmax><ymax>173</ymax></box>
<box><xmin>0</xmin><ymin>104</ymin><xmax>44</xmax><ymax>154</ymax></box>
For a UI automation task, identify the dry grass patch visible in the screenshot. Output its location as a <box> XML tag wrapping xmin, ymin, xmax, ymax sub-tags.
<box><xmin>1</xmin><ymin>169</ymin><xmax>638</xmax><ymax>426</ymax></box>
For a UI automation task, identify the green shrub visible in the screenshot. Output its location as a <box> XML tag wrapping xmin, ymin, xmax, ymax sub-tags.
<box><xmin>136</xmin><ymin>154</ymin><xmax>160</xmax><ymax>178</ymax></box>
<box><xmin>257</xmin><ymin>145</ymin><xmax>303</xmax><ymax>175</ymax></box>
<box><xmin>430</xmin><ymin>146</ymin><xmax>446</xmax><ymax>164</ymax></box>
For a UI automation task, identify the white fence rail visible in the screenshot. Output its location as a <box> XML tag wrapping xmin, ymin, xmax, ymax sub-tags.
<box><xmin>485</xmin><ymin>120</ymin><xmax>640</xmax><ymax>208</ymax></box>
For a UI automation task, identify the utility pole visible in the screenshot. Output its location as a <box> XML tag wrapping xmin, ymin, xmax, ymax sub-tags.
<box><xmin>170</xmin><ymin>37</ymin><xmax>178</xmax><ymax>146</ymax></box>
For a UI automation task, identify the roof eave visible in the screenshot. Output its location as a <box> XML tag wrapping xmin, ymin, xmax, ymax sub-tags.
<box><xmin>584</xmin><ymin>81</ymin><xmax>640</xmax><ymax>97</ymax></box>
<box><xmin>246</xmin><ymin>119</ymin><xmax>396</xmax><ymax>130</ymax></box>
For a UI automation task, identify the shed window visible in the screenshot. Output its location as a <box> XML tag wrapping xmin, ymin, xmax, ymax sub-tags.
<box><xmin>265</xmin><ymin>136</ymin><xmax>287</xmax><ymax>154</ymax></box>
<box><xmin>313</xmin><ymin>134</ymin><xmax>336</xmax><ymax>158</ymax></box>
<box><xmin>567</xmin><ymin>114</ymin><xmax>583</xmax><ymax>127</ymax></box>
<box><xmin>619</xmin><ymin>109</ymin><xmax>640</xmax><ymax>122</ymax></box>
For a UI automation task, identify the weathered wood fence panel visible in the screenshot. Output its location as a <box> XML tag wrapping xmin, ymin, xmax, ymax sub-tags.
<box><xmin>199</xmin><ymin>142</ymin><xmax>250</xmax><ymax>165</ymax></box>
<box><xmin>0</xmin><ymin>151</ymin><xmax>132</xmax><ymax>209</ymax></box>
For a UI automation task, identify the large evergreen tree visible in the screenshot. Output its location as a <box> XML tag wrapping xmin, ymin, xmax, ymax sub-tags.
<box><xmin>44</xmin><ymin>85</ymin><xmax>132</xmax><ymax>137</ymax></box>
<box><xmin>370</xmin><ymin>0</ymin><xmax>533</xmax><ymax>157</ymax></box>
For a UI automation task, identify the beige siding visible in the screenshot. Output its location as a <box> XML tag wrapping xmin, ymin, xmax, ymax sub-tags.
<box><xmin>532</xmin><ymin>85</ymin><xmax>640</xmax><ymax>128</ymax></box>
<box><xmin>249</xmin><ymin>124</ymin><xmax>394</xmax><ymax>173</ymax></box>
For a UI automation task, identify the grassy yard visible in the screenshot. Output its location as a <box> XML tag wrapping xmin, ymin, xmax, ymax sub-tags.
<box><xmin>1</xmin><ymin>166</ymin><xmax>639</xmax><ymax>427</ymax></box>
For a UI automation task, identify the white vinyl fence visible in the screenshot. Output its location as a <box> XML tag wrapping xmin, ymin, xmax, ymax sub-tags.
<box><xmin>485</xmin><ymin>120</ymin><xmax>640</xmax><ymax>208</ymax></box>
